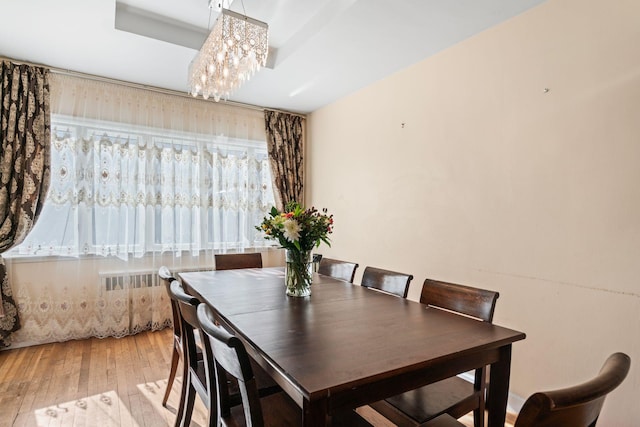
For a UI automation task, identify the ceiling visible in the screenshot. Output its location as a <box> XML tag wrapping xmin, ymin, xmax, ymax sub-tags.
<box><xmin>0</xmin><ymin>0</ymin><xmax>546</xmax><ymax>114</ymax></box>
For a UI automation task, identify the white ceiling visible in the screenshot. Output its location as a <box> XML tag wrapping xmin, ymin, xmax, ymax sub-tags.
<box><xmin>0</xmin><ymin>0</ymin><xmax>546</xmax><ymax>114</ymax></box>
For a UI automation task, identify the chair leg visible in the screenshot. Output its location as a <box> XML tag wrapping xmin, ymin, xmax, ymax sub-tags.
<box><xmin>174</xmin><ymin>359</ymin><xmax>190</xmax><ymax>427</ymax></box>
<box><xmin>473</xmin><ymin>406</ymin><xmax>485</xmax><ymax>427</ymax></box>
<box><xmin>207</xmin><ymin>403</ymin><xmax>217</xmax><ymax>427</ymax></box>
<box><xmin>181</xmin><ymin>376</ymin><xmax>197</xmax><ymax>427</ymax></box>
<box><xmin>474</xmin><ymin>366</ymin><xmax>487</xmax><ymax>427</ymax></box>
<box><xmin>163</xmin><ymin>346</ymin><xmax>180</xmax><ymax>407</ymax></box>
<box><xmin>474</xmin><ymin>383</ymin><xmax>486</xmax><ymax>427</ymax></box>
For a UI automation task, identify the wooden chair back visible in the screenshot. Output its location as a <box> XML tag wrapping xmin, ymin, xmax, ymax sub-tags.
<box><xmin>197</xmin><ymin>303</ymin><xmax>265</xmax><ymax>427</ymax></box>
<box><xmin>169</xmin><ymin>281</ymin><xmax>201</xmax><ymax>369</ymax></box>
<box><xmin>514</xmin><ymin>352</ymin><xmax>631</xmax><ymax>427</ymax></box>
<box><xmin>215</xmin><ymin>253</ymin><xmax>263</xmax><ymax>270</ymax></box>
<box><xmin>170</xmin><ymin>280</ymin><xmax>227</xmax><ymax>427</ymax></box>
<box><xmin>318</xmin><ymin>257</ymin><xmax>359</xmax><ymax>283</ymax></box>
<box><xmin>373</xmin><ymin>281</ymin><xmax>497</xmax><ymax>427</ymax></box>
<box><xmin>159</xmin><ymin>266</ymin><xmax>180</xmax><ymax>337</ymax></box>
<box><xmin>420</xmin><ymin>278</ymin><xmax>499</xmax><ymax>322</ymax></box>
<box><xmin>361</xmin><ymin>266</ymin><xmax>413</xmax><ymax>298</ymax></box>
<box><xmin>421</xmin><ymin>278</ymin><xmax>499</xmax><ymax>427</ymax></box>
<box><xmin>158</xmin><ymin>266</ymin><xmax>182</xmax><ymax>407</ymax></box>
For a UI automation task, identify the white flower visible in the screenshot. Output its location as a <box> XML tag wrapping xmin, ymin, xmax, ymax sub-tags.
<box><xmin>283</xmin><ymin>219</ymin><xmax>301</xmax><ymax>242</ymax></box>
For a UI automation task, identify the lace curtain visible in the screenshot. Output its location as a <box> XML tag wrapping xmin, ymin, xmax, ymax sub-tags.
<box><xmin>4</xmin><ymin>73</ymin><xmax>276</xmax><ymax>348</ymax></box>
<box><xmin>0</xmin><ymin>60</ymin><xmax>50</xmax><ymax>348</ymax></box>
<box><xmin>17</xmin><ymin>117</ymin><xmax>273</xmax><ymax>258</ymax></box>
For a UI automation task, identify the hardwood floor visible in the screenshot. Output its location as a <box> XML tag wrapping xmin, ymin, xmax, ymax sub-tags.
<box><xmin>0</xmin><ymin>329</ymin><xmax>207</xmax><ymax>427</ymax></box>
<box><xmin>0</xmin><ymin>329</ymin><xmax>510</xmax><ymax>427</ymax></box>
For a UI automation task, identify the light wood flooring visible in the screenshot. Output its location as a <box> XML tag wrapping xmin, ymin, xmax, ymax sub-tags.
<box><xmin>0</xmin><ymin>329</ymin><xmax>203</xmax><ymax>427</ymax></box>
<box><xmin>0</xmin><ymin>329</ymin><xmax>507</xmax><ymax>427</ymax></box>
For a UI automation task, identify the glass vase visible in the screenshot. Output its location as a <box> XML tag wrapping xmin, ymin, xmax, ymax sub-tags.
<box><xmin>285</xmin><ymin>249</ymin><xmax>313</xmax><ymax>297</ymax></box>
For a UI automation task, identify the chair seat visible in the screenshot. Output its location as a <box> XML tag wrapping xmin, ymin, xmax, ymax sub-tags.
<box><xmin>380</xmin><ymin>376</ymin><xmax>479</xmax><ymax>423</ymax></box>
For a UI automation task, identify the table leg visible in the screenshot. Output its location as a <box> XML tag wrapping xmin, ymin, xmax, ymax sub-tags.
<box><xmin>303</xmin><ymin>396</ymin><xmax>330</xmax><ymax>427</ymax></box>
<box><xmin>487</xmin><ymin>344</ymin><xmax>512</xmax><ymax>427</ymax></box>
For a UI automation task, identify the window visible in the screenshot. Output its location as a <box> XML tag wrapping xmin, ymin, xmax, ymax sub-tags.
<box><xmin>10</xmin><ymin>115</ymin><xmax>275</xmax><ymax>258</ymax></box>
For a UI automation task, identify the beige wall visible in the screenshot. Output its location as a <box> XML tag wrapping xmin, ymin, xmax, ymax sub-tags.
<box><xmin>307</xmin><ymin>0</ymin><xmax>639</xmax><ymax>423</ymax></box>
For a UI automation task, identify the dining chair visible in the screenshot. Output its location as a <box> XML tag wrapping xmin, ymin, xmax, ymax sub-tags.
<box><xmin>369</xmin><ymin>278</ymin><xmax>499</xmax><ymax>427</ymax></box>
<box><xmin>169</xmin><ymin>280</ymin><xmax>281</xmax><ymax>427</ymax></box>
<box><xmin>317</xmin><ymin>257</ymin><xmax>359</xmax><ymax>283</ymax></box>
<box><xmin>196</xmin><ymin>303</ymin><xmax>373</xmax><ymax>426</ymax></box>
<box><xmin>423</xmin><ymin>352</ymin><xmax>631</xmax><ymax>427</ymax></box>
<box><xmin>360</xmin><ymin>266</ymin><xmax>413</xmax><ymax>298</ymax></box>
<box><xmin>215</xmin><ymin>253</ymin><xmax>263</xmax><ymax>270</ymax></box>
<box><xmin>169</xmin><ymin>280</ymin><xmax>208</xmax><ymax>427</ymax></box>
<box><xmin>159</xmin><ymin>266</ymin><xmax>190</xmax><ymax>408</ymax></box>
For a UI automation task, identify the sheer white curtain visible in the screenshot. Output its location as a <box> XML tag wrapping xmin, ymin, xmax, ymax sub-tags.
<box><xmin>5</xmin><ymin>74</ymin><xmax>275</xmax><ymax>347</ymax></box>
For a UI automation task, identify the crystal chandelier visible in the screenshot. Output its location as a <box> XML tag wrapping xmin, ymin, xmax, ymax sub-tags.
<box><xmin>188</xmin><ymin>7</ymin><xmax>268</xmax><ymax>102</ymax></box>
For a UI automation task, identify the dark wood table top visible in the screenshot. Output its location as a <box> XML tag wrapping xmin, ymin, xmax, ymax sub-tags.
<box><xmin>180</xmin><ymin>267</ymin><xmax>526</xmax><ymax>425</ymax></box>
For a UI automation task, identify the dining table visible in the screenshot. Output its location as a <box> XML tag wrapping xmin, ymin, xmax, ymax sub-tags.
<box><xmin>179</xmin><ymin>267</ymin><xmax>526</xmax><ymax>427</ymax></box>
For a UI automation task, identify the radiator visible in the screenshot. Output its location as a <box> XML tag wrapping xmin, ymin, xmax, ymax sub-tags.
<box><xmin>100</xmin><ymin>267</ymin><xmax>213</xmax><ymax>291</ymax></box>
<box><xmin>100</xmin><ymin>271</ymin><xmax>159</xmax><ymax>291</ymax></box>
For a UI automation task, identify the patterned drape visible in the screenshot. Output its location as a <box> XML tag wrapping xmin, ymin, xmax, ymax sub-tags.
<box><xmin>0</xmin><ymin>60</ymin><xmax>50</xmax><ymax>347</ymax></box>
<box><xmin>264</xmin><ymin>110</ymin><xmax>305</xmax><ymax>210</ymax></box>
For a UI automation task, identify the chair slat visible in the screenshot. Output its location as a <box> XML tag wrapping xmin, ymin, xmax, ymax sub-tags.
<box><xmin>318</xmin><ymin>257</ymin><xmax>359</xmax><ymax>283</ymax></box>
<box><xmin>420</xmin><ymin>279</ymin><xmax>498</xmax><ymax>322</ymax></box>
<box><xmin>361</xmin><ymin>266</ymin><xmax>413</xmax><ymax>298</ymax></box>
<box><xmin>215</xmin><ymin>253</ymin><xmax>263</xmax><ymax>270</ymax></box>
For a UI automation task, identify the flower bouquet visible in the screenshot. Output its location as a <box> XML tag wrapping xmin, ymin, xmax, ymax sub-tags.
<box><xmin>257</xmin><ymin>202</ymin><xmax>333</xmax><ymax>296</ymax></box>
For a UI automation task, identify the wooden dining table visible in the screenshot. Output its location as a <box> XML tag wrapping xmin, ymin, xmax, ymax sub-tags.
<box><xmin>179</xmin><ymin>267</ymin><xmax>526</xmax><ymax>427</ymax></box>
